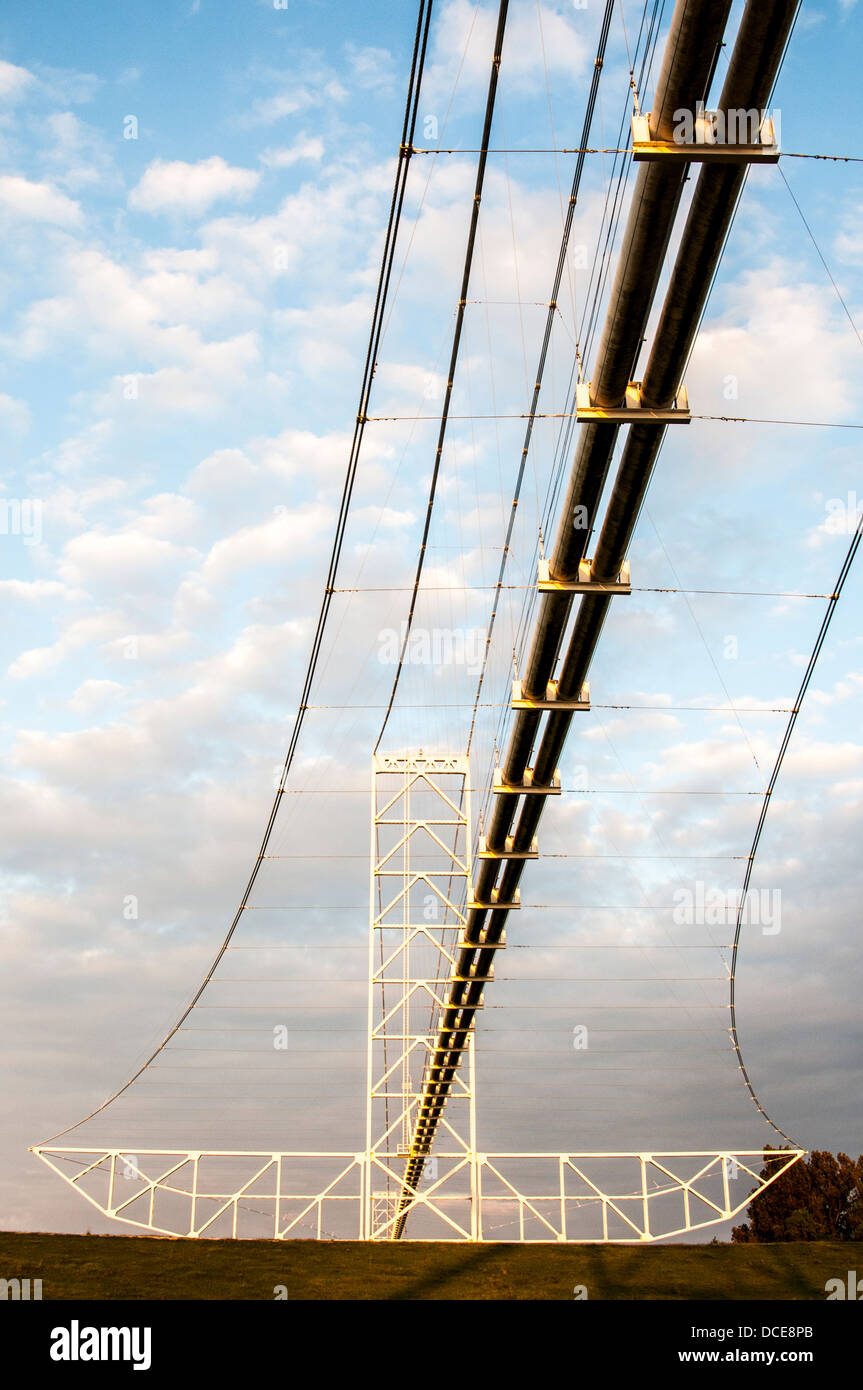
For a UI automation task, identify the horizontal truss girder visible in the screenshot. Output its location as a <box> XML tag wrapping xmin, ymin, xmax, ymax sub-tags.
<box><xmin>32</xmin><ymin>1147</ymin><xmax>805</xmax><ymax>1242</ymax></box>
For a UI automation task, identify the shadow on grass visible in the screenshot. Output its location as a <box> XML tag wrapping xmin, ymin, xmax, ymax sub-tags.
<box><xmin>380</xmin><ymin>1243</ymin><xmax>509</xmax><ymax>1301</ymax></box>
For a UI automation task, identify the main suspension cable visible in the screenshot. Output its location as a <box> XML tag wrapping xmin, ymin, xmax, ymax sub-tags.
<box><xmin>729</xmin><ymin>508</ymin><xmax>863</xmax><ymax>1144</ymax></box>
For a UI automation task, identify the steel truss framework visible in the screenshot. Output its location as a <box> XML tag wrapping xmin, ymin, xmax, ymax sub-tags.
<box><xmin>367</xmin><ymin>754</ymin><xmax>477</xmax><ymax>1238</ymax></box>
<box><xmin>32</xmin><ymin>1146</ymin><xmax>804</xmax><ymax>1242</ymax></box>
<box><xmin>33</xmin><ymin>754</ymin><xmax>804</xmax><ymax>1241</ymax></box>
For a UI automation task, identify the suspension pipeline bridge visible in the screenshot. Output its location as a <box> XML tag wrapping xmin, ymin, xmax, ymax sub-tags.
<box><xmin>33</xmin><ymin>0</ymin><xmax>861</xmax><ymax>1242</ymax></box>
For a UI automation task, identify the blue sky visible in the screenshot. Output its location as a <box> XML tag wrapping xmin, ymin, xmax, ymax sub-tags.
<box><xmin>1</xmin><ymin>0</ymin><xmax>862</xmax><ymax>1239</ymax></box>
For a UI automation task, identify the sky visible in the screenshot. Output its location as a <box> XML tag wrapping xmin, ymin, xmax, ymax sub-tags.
<box><xmin>1</xmin><ymin>0</ymin><xmax>862</xmax><ymax>1241</ymax></box>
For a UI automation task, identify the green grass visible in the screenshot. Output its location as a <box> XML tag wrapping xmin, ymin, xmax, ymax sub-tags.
<box><xmin>0</xmin><ymin>1233</ymin><xmax>850</xmax><ymax>1300</ymax></box>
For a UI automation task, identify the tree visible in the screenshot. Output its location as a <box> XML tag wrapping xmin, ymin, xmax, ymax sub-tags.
<box><xmin>731</xmin><ymin>1147</ymin><xmax>863</xmax><ymax>1242</ymax></box>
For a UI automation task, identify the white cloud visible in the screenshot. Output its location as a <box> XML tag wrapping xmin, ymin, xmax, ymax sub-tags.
<box><xmin>425</xmin><ymin>0</ymin><xmax>589</xmax><ymax>103</ymax></box>
<box><xmin>137</xmin><ymin>260</ymin><xmax>255</xmax><ymax>326</ymax></box>
<box><xmin>354</xmin><ymin>505</ymin><xmax>417</xmax><ymax>530</ymax></box>
<box><xmin>0</xmin><ymin>58</ymin><xmax>35</xmax><ymax>101</ymax></box>
<box><xmin>68</xmin><ymin>679</ymin><xmax>126</xmax><ymax>714</ymax></box>
<box><xmin>689</xmin><ymin>260</ymin><xmax>860</xmax><ymax>424</ymax></box>
<box><xmin>0</xmin><ymin>392</ymin><xmax>30</xmax><ymax>433</ymax></box>
<box><xmin>129</xmin><ymin>156</ymin><xmax>260</xmax><ymax>216</ymax></box>
<box><xmin>14</xmin><ymin>249</ymin><xmax>167</xmax><ymax>358</ymax></box>
<box><xmin>13</xmin><ymin>247</ymin><xmax>262</xmax><ymax>413</ymax></box>
<box><xmin>11</xmin><ymin>723</ymin><xmax>159</xmax><ymax>787</ymax></box>
<box><xmin>132</xmin><ymin>493</ymin><xmax>199</xmax><ymax>541</ymax></box>
<box><xmin>259</xmin><ymin>135</ymin><xmax>325</xmax><ymax>169</ymax></box>
<box><xmin>176</xmin><ymin>617</ymin><xmax>309</xmax><ymax>703</ymax></box>
<box><xmin>0</xmin><ymin>579</ymin><xmax>80</xmax><ymax>603</ymax></box>
<box><xmin>252</xmin><ymin>427</ymin><xmax>355</xmax><ymax>481</ymax></box>
<box><xmin>112</xmin><ymin>331</ymin><xmax>260</xmax><ymax>413</ymax></box>
<box><xmin>34</xmin><ymin>64</ymin><xmax>102</xmax><ymax>104</ymax></box>
<box><xmin>0</xmin><ymin>174</ymin><xmax>82</xmax><ymax>226</ymax></box>
<box><xmin>37</xmin><ymin>420</ymin><xmax>114</xmax><ymax>478</ymax></box>
<box><xmin>187</xmin><ymin>447</ymin><xmax>260</xmax><ymax>496</ymax></box>
<box><xmin>58</xmin><ymin>529</ymin><xmax>197</xmax><ymax>591</ymax></box>
<box><xmin>347</xmin><ymin>44</ymin><xmax>395</xmax><ymax>92</ymax></box>
<box><xmin>141</xmin><ymin>247</ymin><xmax>218</xmax><ymax>274</ymax></box>
<box><xmin>835</xmin><ymin>199</ymin><xmax>863</xmax><ymax>264</ymax></box>
<box><xmin>196</xmin><ymin>158</ymin><xmax>400</xmax><ymax>293</ymax></box>
<box><xmin>38</xmin><ymin>111</ymin><xmax>121</xmax><ymax>194</ymax></box>
<box><xmin>242</xmin><ymin>80</ymin><xmax>347</xmax><ymax>127</ymax></box>
<box><xmin>809</xmin><ymin>672</ymin><xmax>863</xmax><ymax>706</ymax></box>
<box><xmin>8</xmin><ymin>614</ymin><xmax>126</xmax><ymax>681</ymax></box>
<box><xmin>185</xmin><ymin>428</ymin><xmax>389</xmax><ymax>515</ymax></box>
<box><xmin>200</xmin><ymin>502</ymin><xmax>332</xmax><ymax>583</ymax></box>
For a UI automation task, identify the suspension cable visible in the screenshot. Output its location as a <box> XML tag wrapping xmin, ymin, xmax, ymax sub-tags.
<box><xmin>729</xmin><ymin>508</ymin><xmax>863</xmax><ymax>1144</ymax></box>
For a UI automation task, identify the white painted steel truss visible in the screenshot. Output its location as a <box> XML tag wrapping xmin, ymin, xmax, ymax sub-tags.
<box><xmin>32</xmin><ymin>752</ymin><xmax>805</xmax><ymax>1240</ymax></box>
<box><xmin>366</xmin><ymin>753</ymin><xmax>477</xmax><ymax>1239</ymax></box>
<box><xmin>31</xmin><ymin>1146</ymin><xmax>804</xmax><ymax>1241</ymax></box>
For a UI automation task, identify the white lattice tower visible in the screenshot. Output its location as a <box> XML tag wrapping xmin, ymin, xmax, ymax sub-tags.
<box><xmin>365</xmin><ymin>753</ymin><xmax>477</xmax><ymax>1239</ymax></box>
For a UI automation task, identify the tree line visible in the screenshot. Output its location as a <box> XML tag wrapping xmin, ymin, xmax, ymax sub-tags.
<box><xmin>732</xmin><ymin>1148</ymin><xmax>863</xmax><ymax>1242</ymax></box>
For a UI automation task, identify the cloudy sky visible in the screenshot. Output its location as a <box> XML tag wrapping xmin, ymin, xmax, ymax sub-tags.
<box><xmin>1</xmin><ymin>0</ymin><xmax>862</xmax><ymax>1240</ymax></box>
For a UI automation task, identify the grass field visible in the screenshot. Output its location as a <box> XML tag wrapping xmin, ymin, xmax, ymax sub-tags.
<box><xmin>0</xmin><ymin>1233</ymin><xmax>850</xmax><ymax>1300</ymax></box>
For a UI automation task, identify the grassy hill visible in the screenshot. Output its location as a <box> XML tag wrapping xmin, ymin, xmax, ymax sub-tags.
<box><xmin>0</xmin><ymin>1232</ymin><xmax>850</xmax><ymax>1300</ymax></box>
